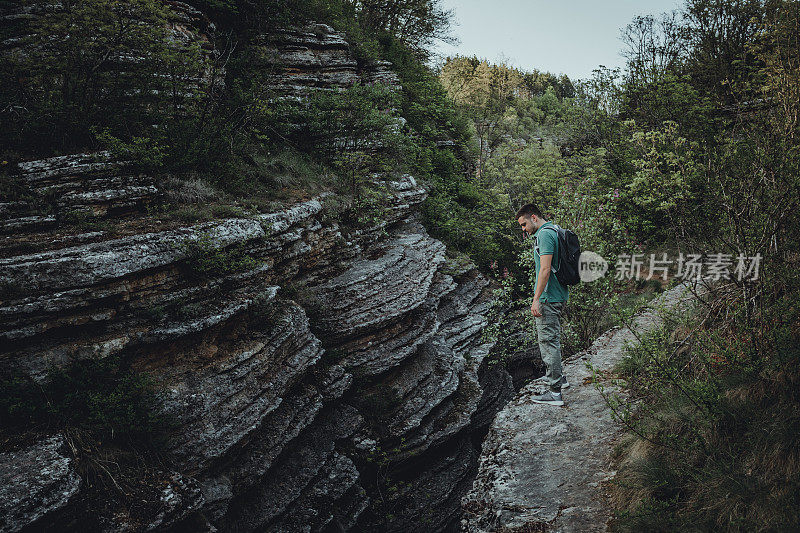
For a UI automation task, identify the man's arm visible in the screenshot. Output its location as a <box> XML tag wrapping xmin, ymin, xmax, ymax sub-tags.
<box><xmin>531</xmin><ymin>254</ymin><xmax>553</xmax><ymax>317</ymax></box>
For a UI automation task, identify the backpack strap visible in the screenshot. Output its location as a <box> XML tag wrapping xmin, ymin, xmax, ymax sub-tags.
<box><xmin>534</xmin><ymin>224</ymin><xmax>561</xmax><ymax>273</ymax></box>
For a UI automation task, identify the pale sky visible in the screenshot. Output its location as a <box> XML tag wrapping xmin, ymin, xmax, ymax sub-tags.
<box><xmin>431</xmin><ymin>0</ymin><xmax>684</xmax><ymax>81</ymax></box>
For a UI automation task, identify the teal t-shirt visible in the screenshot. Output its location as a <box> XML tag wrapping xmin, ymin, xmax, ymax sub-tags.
<box><xmin>533</xmin><ymin>221</ymin><xmax>569</xmax><ymax>303</ymax></box>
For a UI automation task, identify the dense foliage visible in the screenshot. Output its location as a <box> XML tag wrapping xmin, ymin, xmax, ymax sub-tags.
<box><xmin>430</xmin><ymin>3</ymin><xmax>800</xmax><ymax>526</ymax></box>
<box><xmin>0</xmin><ymin>354</ymin><xmax>173</xmax><ymax>447</ymax></box>
<box><xmin>0</xmin><ymin>0</ymin><xmax>220</xmax><ymax>162</ymax></box>
<box><xmin>600</xmin><ymin>1</ymin><xmax>799</xmax><ymax>528</ymax></box>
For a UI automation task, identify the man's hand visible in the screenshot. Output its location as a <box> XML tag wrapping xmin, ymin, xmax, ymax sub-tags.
<box><xmin>531</xmin><ymin>299</ymin><xmax>542</xmax><ymax>317</ymax></box>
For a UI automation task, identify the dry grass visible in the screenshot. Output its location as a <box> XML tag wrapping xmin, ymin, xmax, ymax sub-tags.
<box><xmin>606</xmin><ymin>272</ymin><xmax>800</xmax><ymax>532</ymax></box>
<box><xmin>160</xmin><ymin>174</ymin><xmax>220</xmax><ymax>205</ymax></box>
<box><xmin>607</xmin><ymin>367</ymin><xmax>800</xmax><ymax>531</ymax></box>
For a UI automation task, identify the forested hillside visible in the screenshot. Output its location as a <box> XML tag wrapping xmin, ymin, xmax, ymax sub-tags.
<box><xmin>430</xmin><ymin>1</ymin><xmax>800</xmax><ymax>529</ymax></box>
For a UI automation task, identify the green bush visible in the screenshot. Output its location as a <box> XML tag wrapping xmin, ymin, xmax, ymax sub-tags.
<box><xmin>482</xmin><ymin>270</ymin><xmax>521</xmax><ymax>368</ymax></box>
<box><xmin>1</xmin><ymin>0</ymin><xmax>210</xmax><ymax>159</ymax></box>
<box><xmin>92</xmin><ymin>127</ymin><xmax>166</xmax><ymax>169</ymax></box>
<box><xmin>0</xmin><ymin>354</ymin><xmax>173</xmax><ymax>446</ymax></box>
<box><xmin>258</xmin><ymin>84</ymin><xmax>406</xmax><ymax>186</ymax></box>
<box><xmin>178</xmin><ymin>232</ymin><xmax>261</xmax><ymax>280</ymax></box>
<box><xmin>605</xmin><ymin>268</ymin><xmax>800</xmax><ymax>532</ymax></box>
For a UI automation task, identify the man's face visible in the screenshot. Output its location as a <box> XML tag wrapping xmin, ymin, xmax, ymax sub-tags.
<box><xmin>518</xmin><ymin>215</ymin><xmax>536</xmax><ymax>237</ymax></box>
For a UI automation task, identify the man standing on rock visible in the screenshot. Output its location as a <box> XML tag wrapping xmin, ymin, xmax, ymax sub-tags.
<box><xmin>516</xmin><ymin>203</ymin><xmax>570</xmax><ymax>406</ymax></box>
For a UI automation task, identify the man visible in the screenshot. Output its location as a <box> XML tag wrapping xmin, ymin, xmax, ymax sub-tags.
<box><xmin>516</xmin><ymin>203</ymin><xmax>570</xmax><ymax>406</ymax></box>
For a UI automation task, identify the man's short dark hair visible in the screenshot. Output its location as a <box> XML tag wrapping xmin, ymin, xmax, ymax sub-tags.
<box><xmin>515</xmin><ymin>203</ymin><xmax>543</xmax><ymax>219</ymax></box>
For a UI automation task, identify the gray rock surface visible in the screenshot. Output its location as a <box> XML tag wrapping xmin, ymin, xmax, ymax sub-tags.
<box><xmin>0</xmin><ymin>11</ymin><xmax>516</xmax><ymax>533</ymax></box>
<box><xmin>0</xmin><ymin>158</ymin><xmax>510</xmax><ymax>532</ymax></box>
<box><xmin>461</xmin><ymin>281</ymin><xmax>703</xmax><ymax>532</ymax></box>
<box><xmin>0</xmin><ymin>217</ymin><xmax>265</xmax><ymax>294</ymax></box>
<box><xmin>0</xmin><ymin>435</ymin><xmax>81</xmax><ymax>533</ymax></box>
<box><xmin>219</xmin><ymin>404</ymin><xmax>366</xmax><ymax>532</ymax></box>
<box><xmin>304</xmin><ymin>231</ymin><xmax>447</xmax><ymax>376</ymax></box>
<box><xmin>252</xmin><ymin>23</ymin><xmax>400</xmax><ymax>98</ymax></box>
<box><xmin>157</xmin><ymin>294</ymin><xmax>324</xmax><ymax>472</ymax></box>
<box><xmin>0</xmin><ymin>151</ymin><xmax>160</xmax><ymax>238</ymax></box>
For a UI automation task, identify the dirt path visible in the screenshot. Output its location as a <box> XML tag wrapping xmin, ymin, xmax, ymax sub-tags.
<box><xmin>461</xmin><ymin>280</ymin><xmax>702</xmax><ymax>532</ymax></box>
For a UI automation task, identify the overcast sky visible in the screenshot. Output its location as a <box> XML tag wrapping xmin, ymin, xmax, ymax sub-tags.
<box><xmin>430</xmin><ymin>0</ymin><xmax>684</xmax><ymax>81</ymax></box>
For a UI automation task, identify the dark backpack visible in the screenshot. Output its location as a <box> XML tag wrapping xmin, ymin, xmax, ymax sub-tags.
<box><xmin>537</xmin><ymin>224</ymin><xmax>581</xmax><ymax>286</ymax></box>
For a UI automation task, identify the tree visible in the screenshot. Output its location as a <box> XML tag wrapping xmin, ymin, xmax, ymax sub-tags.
<box><xmin>351</xmin><ymin>0</ymin><xmax>456</xmax><ymax>57</ymax></box>
<box><xmin>753</xmin><ymin>0</ymin><xmax>800</xmax><ymax>141</ymax></box>
<box><xmin>1</xmin><ymin>0</ymin><xmax>211</xmax><ymax>158</ymax></box>
<box><xmin>620</xmin><ymin>11</ymin><xmax>688</xmax><ymax>88</ymax></box>
<box><xmin>683</xmin><ymin>0</ymin><xmax>765</xmax><ymax>104</ymax></box>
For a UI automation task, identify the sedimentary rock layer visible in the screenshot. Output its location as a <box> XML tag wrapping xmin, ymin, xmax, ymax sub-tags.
<box><xmin>0</xmin><ymin>15</ymin><xmax>513</xmax><ymax>533</ymax></box>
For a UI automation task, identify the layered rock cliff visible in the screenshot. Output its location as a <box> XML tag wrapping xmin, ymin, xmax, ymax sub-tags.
<box><xmin>1</xmin><ymin>153</ymin><xmax>516</xmax><ymax>532</ymax></box>
<box><xmin>0</xmin><ymin>12</ymin><xmax>518</xmax><ymax>533</ymax></box>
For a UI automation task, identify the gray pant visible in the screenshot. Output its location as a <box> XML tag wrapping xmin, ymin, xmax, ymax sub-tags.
<box><xmin>535</xmin><ymin>300</ymin><xmax>565</xmax><ymax>392</ymax></box>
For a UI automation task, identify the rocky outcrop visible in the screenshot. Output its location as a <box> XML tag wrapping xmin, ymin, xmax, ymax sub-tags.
<box><xmin>0</xmin><ymin>152</ymin><xmax>158</xmax><ymax>238</ymax></box>
<box><xmin>304</xmin><ymin>230</ymin><xmax>447</xmax><ymax>376</ymax></box>
<box><xmin>461</xmin><ymin>281</ymin><xmax>703</xmax><ymax>533</ymax></box>
<box><xmin>0</xmin><ymin>435</ymin><xmax>81</xmax><ymax>533</ymax></box>
<box><xmin>252</xmin><ymin>23</ymin><xmax>401</xmax><ymax>97</ymax></box>
<box><xmin>0</xmin><ymin>149</ymin><xmax>512</xmax><ymax>531</ymax></box>
<box><xmin>0</xmin><ymin>10</ymin><xmax>513</xmax><ymax>532</ymax></box>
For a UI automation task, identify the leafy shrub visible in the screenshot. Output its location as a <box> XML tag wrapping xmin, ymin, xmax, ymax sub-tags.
<box><xmin>178</xmin><ymin>232</ymin><xmax>261</xmax><ymax>280</ymax></box>
<box><xmin>482</xmin><ymin>269</ymin><xmax>521</xmax><ymax>368</ymax></box>
<box><xmin>0</xmin><ymin>354</ymin><xmax>173</xmax><ymax>446</ymax></box>
<box><xmin>604</xmin><ymin>267</ymin><xmax>800</xmax><ymax>532</ymax></box>
<box><xmin>259</xmin><ymin>84</ymin><xmax>408</xmax><ymax>200</ymax></box>
<box><xmin>1</xmin><ymin>0</ymin><xmax>210</xmax><ymax>159</ymax></box>
<box><xmin>92</xmin><ymin>127</ymin><xmax>166</xmax><ymax>169</ymax></box>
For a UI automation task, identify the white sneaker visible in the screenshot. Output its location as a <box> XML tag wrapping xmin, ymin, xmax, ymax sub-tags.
<box><xmin>530</xmin><ymin>390</ymin><xmax>564</xmax><ymax>406</ymax></box>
